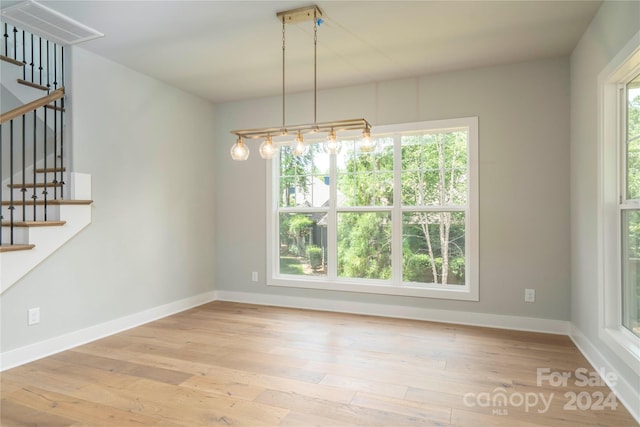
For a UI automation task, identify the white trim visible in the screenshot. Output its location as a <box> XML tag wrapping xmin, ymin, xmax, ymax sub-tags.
<box><xmin>570</xmin><ymin>324</ymin><xmax>640</xmax><ymax>425</ymax></box>
<box><xmin>214</xmin><ymin>290</ymin><xmax>569</xmax><ymax>335</ymax></box>
<box><xmin>268</xmin><ymin>117</ymin><xmax>479</xmax><ymax>301</ymax></box>
<box><xmin>0</xmin><ymin>290</ymin><xmax>216</xmax><ymax>372</ymax></box>
<box><xmin>267</xmin><ymin>277</ymin><xmax>478</xmax><ymax>300</ymax></box>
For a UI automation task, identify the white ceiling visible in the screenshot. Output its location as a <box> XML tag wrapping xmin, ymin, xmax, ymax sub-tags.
<box><xmin>5</xmin><ymin>0</ymin><xmax>602</xmax><ymax>104</ymax></box>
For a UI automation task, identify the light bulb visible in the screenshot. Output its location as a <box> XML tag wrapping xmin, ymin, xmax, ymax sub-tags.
<box><xmin>323</xmin><ymin>129</ymin><xmax>341</xmax><ymax>154</ymax></box>
<box><xmin>230</xmin><ymin>137</ymin><xmax>250</xmax><ymax>161</ymax></box>
<box><xmin>291</xmin><ymin>132</ymin><xmax>307</xmax><ymax>157</ymax></box>
<box><xmin>259</xmin><ymin>136</ymin><xmax>277</xmax><ymax>159</ymax></box>
<box><xmin>359</xmin><ymin>128</ymin><xmax>376</xmax><ymax>153</ymax></box>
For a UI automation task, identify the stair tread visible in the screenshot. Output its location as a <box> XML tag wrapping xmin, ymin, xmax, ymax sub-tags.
<box><xmin>1</xmin><ymin>199</ymin><xmax>93</xmax><ymax>206</ymax></box>
<box><xmin>44</xmin><ymin>104</ymin><xmax>65</xmax><ymax>112</ymax></box>
<box><xmin>0</xmin><ymin>55</ymin><xmax>24</xmax><ymax>67</ymax></box>
<box><xmin>7</xmin><ymin>182</ymin><xmax>63</xmax><ymax>188</ymax></box>
<box><xmin>1</xmin><ymin>220</ymin><xmax>66</xmax><ymax>227</ymax></box>
<box><xmin>0</xmin><ymin>244</ymin><xmax>35</xmax><ymax>253</ymax></box>
<box><xmin>16</xmin><ymin>78</ymin><xmax>49</xmax><ymax>91</ymax></box>
<box><xmin>35</xmin><ymin>167</ymin><xmax>66</xmax><ymax>173</ymax></box>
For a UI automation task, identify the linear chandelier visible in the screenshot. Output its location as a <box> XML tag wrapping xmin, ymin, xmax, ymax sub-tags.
<box><xmin>230</xmin><ymin>5</ymin><xmax>373</xmax><ymax>161</ymax></box>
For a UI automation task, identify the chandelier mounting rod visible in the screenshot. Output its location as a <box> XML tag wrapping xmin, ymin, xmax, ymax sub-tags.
<box><xmin>230</xmin><ymin>4</ymin><xmax>372</xmax><ymax>160</ymax></box>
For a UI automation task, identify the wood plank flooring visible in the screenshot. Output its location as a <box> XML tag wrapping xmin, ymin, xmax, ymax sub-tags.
<box><xmin>1</xmin><ymin>301</ymin><xmax>637</xmax><ymax>426</ymax></box>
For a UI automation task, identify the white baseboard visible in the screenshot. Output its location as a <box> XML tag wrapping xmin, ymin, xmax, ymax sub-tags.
<box><xmin>0</xmin><ymin>290</ymin><xmax>216</xmax><ymax>372</ymax></box>
<box><xmin>569</xmin><ymin>325</ymin><xmax>640</xmax><ymax>424</ymax></box>
<box><xmin>213</xmin><ymin>290</ymin><xmax>570</xmax><ymax>335</ymax></box>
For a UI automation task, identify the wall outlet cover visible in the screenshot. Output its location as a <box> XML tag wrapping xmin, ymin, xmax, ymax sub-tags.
<box><xmin>28</xmin><ymin>307</ymin><xmax>40</xmax><ymax>325</ymax></box>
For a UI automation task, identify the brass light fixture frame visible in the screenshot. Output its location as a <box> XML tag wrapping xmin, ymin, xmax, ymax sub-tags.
<box><xmin>230</xmin><ymin>5</ymin><xmax>371</xmax><ymax>156</ymax></box>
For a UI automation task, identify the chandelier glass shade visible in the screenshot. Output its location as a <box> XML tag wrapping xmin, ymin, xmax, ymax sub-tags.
<box><xmin>230</xmin><ymin>5</ymin><xmax>371</xmax><ymax>160</ymax></box>
<box><xmin>259</xmin><ymin>136</ymin><xmax>277</xmax><ymax>159</ymax></box>
<box><xmin>323</xmin><ymin>129</ymin><xmax>341</xmax><ymax>154</ymax></box>
<box><xmin>230</xmin><ymin>137</ymin><xmax>250</xmax><ymax>161</ymax></box>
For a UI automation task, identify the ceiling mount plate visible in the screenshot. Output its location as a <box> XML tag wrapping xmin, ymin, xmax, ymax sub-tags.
<box><xmin>276</xmin><ymin>5</ymin><xmax>323</xmax><ymax>24</ymax></box>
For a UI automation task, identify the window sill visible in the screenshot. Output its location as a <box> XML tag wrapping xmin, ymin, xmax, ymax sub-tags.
<box><xmin>600</xmin><ymin>327</ymin><xmax>640</xmax><ymax>375</ymax></box>
<box><xmin>268</xmin><ymin>276</ymin><xmax>479</xmax><ymax>301</ymax></box>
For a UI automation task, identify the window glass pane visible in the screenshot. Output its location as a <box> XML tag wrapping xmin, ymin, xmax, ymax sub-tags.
<box><xmin>401</xmin><ymin>131</ymin><xmax>467</xmax><ymax>206</ymax></box>
<box><xmin>622</xmin><ymin>209</ymin><xmax>640</xmax><ymax>338</ymax></box>
<box><xmin>628</xmin><ymin>73</ymin><xmax>640</xmax><ymax>142</ymax></box>
<box><xmin>279</xmin><ymin>212</ymin><xmax>327</xmax><ymax>277</ymax></box>
<box><xmin>279</xmin><ymin>143</ymin><xmax>329</xmax><ymax>208</ymax></box>
<box><xmin>337</xmin><ymin>138</ymin><xmax>394</xmax><ymax>207</ymax></box>
<box><xmin>402</xmin><ymin>212</ymin><xmax>465</xmax><ymax>285</ymax></box>
<box><xmin>627</xmin><ymin>73</ymin><xmax>640</xmax><ymax>200</ymax></box>
<box><xmin>337</xmin><ymin>212</ymin><xmax>391</xmax><ymax>280</ymax></box>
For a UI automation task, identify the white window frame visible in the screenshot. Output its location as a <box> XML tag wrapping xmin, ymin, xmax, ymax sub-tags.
<box><xmin>598</xmin><ymin>31</ymin><xmax>640</xmax><ymax>374</ymax></box>
<box><xmin>266</xmin><ymin>117</ymin><xmax>479</xmax><ymax>301</ymax></box>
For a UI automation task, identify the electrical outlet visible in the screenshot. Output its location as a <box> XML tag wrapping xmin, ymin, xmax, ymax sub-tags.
<box><xmin>28</xmin><ymin>307</ymin><xmax>40</xmax><ymax>325</ymax></box>
<box><xmin>251</xmin><ymin>272</ymin><xmax>258</xmax><ymax>282</ymax></box>
<box><xmin>524</xmin><ymin>289</ymin><xmax>535</xmax><ymax>303</ymax></box>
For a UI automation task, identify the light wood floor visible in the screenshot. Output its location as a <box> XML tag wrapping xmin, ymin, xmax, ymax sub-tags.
<box><xmin>1</xmin><ymin>301</ymin><xmax>637</xmax><ymax>426</ymax></box>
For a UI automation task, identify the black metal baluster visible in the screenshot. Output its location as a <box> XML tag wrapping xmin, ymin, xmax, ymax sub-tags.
<box><xmin>60</xmin><ymin>46</ymin><xmax>65</xmax><ymax>199</ymax></box>
<box><xmin>53</xmin><ymin>98</ymin><xmax>58</xmax><ymax>199</ymax></box>
<box><xmin>53</xmin><ymin>43</ymin><xmax>57</xmax><ymax>90</ymax></box>
<box><xmin>9</xmin><ymin>120</ymin><xmax>15</xmax><ymax>244</ymax></box>
<box><xmin>60</xmin><ymin>102</ymin><xmax>65</xmax><ymax>200</ymax></box>
<box><xmin>21</xmin><ymin>30</ymin><xmax>26</xmax><ymax>79</ymax></box>
<box><xmin>32</xmin><ymin>109</ymin><xmax>37</xmax><ymax>220</ymax></box>
<box><xmin>61</xmin><ymin>45</ymin><xmax>64</xmax><ymax>87</ymax></box>
<box><xmin>30</xmin><ymin>33</ymin><xmax>34</xmax><ymax>82</ymax></box>
<box><xmin>38</xmin><ymin>37</ymin><xmax>42</xmax><ymax>86</ymax></box>
<box><xmin>12</xmin><ymin>26</ymin><xmax>17</xmax><ymax>61</ymax></box>
<box><xmin>42</xmin><ymin>107</ymin><xmax>47</xmax><ymax>220</ymax></box>
<box><xmin>3</xmin><ymin>23</ymin><xmax>8</xmax><ymax>57</ymax></box>
<box><xmin>46</xmin><ymin>40</ymin><xmax>50</xmax><ymax>92</ymax></box>
<box><xmin>52</xmin><ymin>44</ymin><xmax>58</xmax><ymax>199</ymax></box>
<box><xmin>21</xmin><ymin>114</ymin><xmax>26</xmax><ymax>221</ymax></box>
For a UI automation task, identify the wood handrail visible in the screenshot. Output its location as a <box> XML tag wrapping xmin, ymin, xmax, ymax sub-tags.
<box><xmin>0</xmin><ymin>88</ymin><xmax>64</xmax><ymax>125</ymax></box>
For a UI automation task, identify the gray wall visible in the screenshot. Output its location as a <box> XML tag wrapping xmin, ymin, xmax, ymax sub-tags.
<box><xmin>0</xmin><ymin>47</ymin><xmax>216</xmax><ymax>351</ymax></box>
<box><xmin>214</xmin><ymin>57</ymin><xmax>571</xmax><ymax>321</ymax></box>
<box><xmin>570</xmin><ymin>0</ymin><xmax>640</xmax><ymax>392</ymax></box>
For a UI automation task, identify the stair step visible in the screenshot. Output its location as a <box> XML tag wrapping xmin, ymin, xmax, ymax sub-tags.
<box><xmin>16</xmin><ymin>79</ymin><xmax>49</xmax><ymax>91</ymax></box>
<box><xmin>0</xmin><ymin>244</ymin><xmax>35</xmax><ymax>253</ymax></box>
<box><xmin>0</xmin><ymin>55</ymin><xmax>24</xmax><ymax>67</ymax></box>
<box><xmin>1</xmin><ymin>220</ymin><xmax>66</xmax><ymax>227</ymax></box>
<box><xmin>35</xmin><ymin>167</ymin><xmax>66</xmax><ymax>173</ymax></box>
<box><xmin>1</xmin><ymin>199</ymin><xmax>93</xmax><ymax>206</ymax></box>
<box><xmin>7</xmin><ymin>182</ymin><xmax>62</xmax><ymax>189</ymax></box>
<box><xmin>44</xmin><ymin>104</ymin><xmax>65</xmax><ymax>112</ymax></box>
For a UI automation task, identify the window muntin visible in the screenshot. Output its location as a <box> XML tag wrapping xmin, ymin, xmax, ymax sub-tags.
<box><xmin>270</xmin><ymin>117</ymin><xmax>478</xmax><ymax>300</ymax></box>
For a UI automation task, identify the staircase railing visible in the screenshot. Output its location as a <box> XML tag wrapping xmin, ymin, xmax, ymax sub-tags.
<box><xmin>2</xmin><ymin>22</ymin><xmax>64</xmax><ymax>92</ymax></box>
<box><xmin>1</xmin><ymin>22</ymin><xmax>65</xmax><ymax>249</ymax></box>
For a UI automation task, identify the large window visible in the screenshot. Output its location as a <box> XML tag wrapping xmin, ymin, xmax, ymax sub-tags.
<box><xmin>267</xmin><ymin>117</ymin><xmax>478</xmax><ymax>300</ymax></box>
<box><xmin>598</xmin><ymin>35</ymin><xmax>640</xmax><ymax>374</ymax></box>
